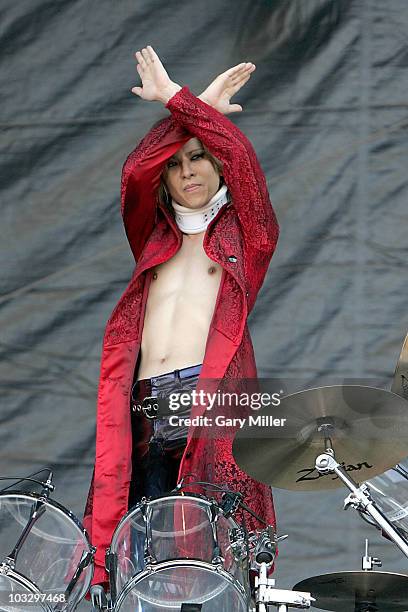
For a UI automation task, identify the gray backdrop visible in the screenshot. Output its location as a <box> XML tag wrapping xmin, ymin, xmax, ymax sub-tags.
<box><xmin>1</xmin><ymin>0</ymin><xmax>408</xmax><ymax>609</ymax></box>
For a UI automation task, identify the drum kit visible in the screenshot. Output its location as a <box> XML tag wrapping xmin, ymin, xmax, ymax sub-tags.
<box><xmin>1</xmin><ymin>334</ymin><xmax>408</xmax><ymax>611</ymax></box>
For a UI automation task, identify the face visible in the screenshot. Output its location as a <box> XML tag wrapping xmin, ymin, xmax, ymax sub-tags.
<box><xmin>162</xmin><ymin>138</ymin><xmax>220</xmax><ymax>209</ymax></box>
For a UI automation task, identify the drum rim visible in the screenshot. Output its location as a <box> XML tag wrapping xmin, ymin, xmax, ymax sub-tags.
<box><xmin>0</xmin><ymin>490</ymin><xmax>92</xmax><ymax>548</ymax></box>
<box><xmin>0</xmin><ymin>566</ymin><xmax>53</xmax><ymax>612</ymax></box>
<box><xmin>110</xmin><ymin>492</ymin><xmax>240</xmax><ymax>553</ymax></box>
<box><xmin>114</xmin><ymin>558</ymin><xmax>249</xmax><ymax>610</ymax></box>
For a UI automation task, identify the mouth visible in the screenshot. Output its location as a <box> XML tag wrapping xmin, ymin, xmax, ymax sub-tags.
<box><xmin>184</xmin><ymin>184</ymin><xmax>201</xmax><ymax>192</ymax></box>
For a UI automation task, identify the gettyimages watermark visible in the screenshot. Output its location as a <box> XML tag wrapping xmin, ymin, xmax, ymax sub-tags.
<box><xmin>142</xmin><ymin>377</ymin><xmax>408</xmax><ymax>440</ymax></box>
<box><xmin>167</xmin><ymin>387</ymin><xmax>287</xmax><ymax>432</ymax></box>
<box><xmin>168</xmin><ymin>388</ymin><xmax>283</xmax><ymax>412</ymax></box>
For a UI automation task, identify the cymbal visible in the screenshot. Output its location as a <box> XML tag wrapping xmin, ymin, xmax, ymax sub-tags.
<box><xmin>293</xmin><ymin>571</ymin><xmax>408</xmax><ymax>611</ymax></box>
<box><xmin>232</xmin><ymin>385</ymin><xmax>408</xmax><ymax>491</ymax></box>
<box><xmin>392</xmin><ymin>332</ymin><xmax>408</xmax><ymax>399</ymax></box>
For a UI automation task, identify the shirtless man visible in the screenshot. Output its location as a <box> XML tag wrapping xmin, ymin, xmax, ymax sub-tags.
<box><xmin>85</xmin><ymin>46</ymin><xmax>278</xmax><ymax>589</ymax></box>
<box><xmin>137</xmin><ymin>139</ymin><xmax>223</xmax><ymax>379</ymax></box>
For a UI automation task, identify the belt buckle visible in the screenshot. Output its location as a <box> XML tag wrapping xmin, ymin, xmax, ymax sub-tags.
<box><xmin>141</xmin><ymin>396</ymin><xmax>159</xmax><ymax>419</ymax></box>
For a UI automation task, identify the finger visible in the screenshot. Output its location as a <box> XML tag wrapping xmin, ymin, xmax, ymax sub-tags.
<box><xmin>135</xmin><ymin>50</ymin><xmax>147</xmax><ymax>70</ymax></box>
<box><xmin>131</xmin><ymin>86</ymin><xmax>143</xmax><ymax>97</ymax></box>
<box><xmin>225</xmin><ymin>63</ymin><xmax>247</xmax><ymax>77</ymax></box>
<box><xmin>229</xmin><ymin>74</ymin><xmax>251</xmax><ymax>95</ymax></box>
<box><xmin>141</xmin><ymin>47</ymin><xmax>152</xmax><ymax>65</ymax></box>
<box><xmin>228</xmin><ymin>104</ymin><xmax>243</xmax><ymax>113</ymax></box>
<box><xmin>228</xmin><ymin>62</ymin><xmax>255</xmax><ymax>80</ymax></box>
<box><xmin>147</xmin><ymin>45</ymin><xmax>159</xmax><ymax>63</ymax></box>
<box><xmin>230</xmin><ymin>63</ymin><xmax>255</xmax><ymax>84</ymax></box>
<box><xmin>235</xmin><ymin>73</ymin><xmax>252</xmax><ymax>87</ymax></box>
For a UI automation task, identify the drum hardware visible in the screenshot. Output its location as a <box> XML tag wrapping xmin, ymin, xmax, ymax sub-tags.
<box><xmin>105</xmin><ymin>548</ymin><xmax>117</xmax><ymax>607</ymax></box>
<box><xmin>2</xmin><ymin>499</ymin><xmax>47</xmax><ymax>569</ymax></box>
<box><xmin>250</xmin><ymin>525</ymin><xmax>311</xmax><ymax>611</ymax></box>
<box><xmin>59</xmin><ymin>548</ymin><xmax>96</xmax><ymax>608</ymax></box>
<box><xmin>228</xmin><ymin>526</ymin><xmax>249</xmax><ymax>563</ymax></box>
<box><xmin>180</xmin><ymin>604</ymin><xmax>203</xmax><ymax>611</ymax></box>
<box><xmin>221</xmin><ymin>490</ymin><xmax>244</xmax><ymax>517</ymax></box>
<box><xmin>294</xmin><ymin>541</ymin><xmax>408</xmax><ymax>612</ymax></box>
<box><xmin>255</xmin><ymin>564</ymin><xmax>314</xmax><ymax>612</ymax></box>
<box><xmin>209</xmin><ymin>499</ymin><xmax>224</xmax><ymax>565</ymax></box>
<box><xmin>361</xmin><ymin>538</ymin><xmax>381</xmax><ymax>570</ymax></box>
<box><xmin>140</xmin><ymin>497</ymin><xmax>157</xmax><ymax>564</ymax></box>
<box><xmin>314</xmin><ymin>435</ymin><xmax>408</xmax><ymax>559</ymax></box>
<box><xmin>253</xmin><ymin>526</ymin><xmax>284</xmax><ymax>566</ymax></box>
<box><xmin>0</xmin><ymin>482</ymin><xmax>94</xmax><ymax>611</ymax></box>
<box><xmin>90</xmin><ymin>584</ymin><xmax>109</xmax><ymax>611</ymax></box>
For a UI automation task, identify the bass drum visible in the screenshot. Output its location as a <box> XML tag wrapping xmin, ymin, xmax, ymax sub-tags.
<box><xmin>108</xmin><ymin>493</ymin><xmax>250</xmax><ymax>611</ymax></box>
<box><xmin>0</xmin><ymin>491</ymin><xmax>94</xmax><ymax>611</ymax></box>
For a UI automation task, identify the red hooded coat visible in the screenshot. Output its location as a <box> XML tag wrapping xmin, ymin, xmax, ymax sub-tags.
<box><xmin>84</xmin><ymin>87</ymin><xmax>280</xmax><ymax>586</ymax></box>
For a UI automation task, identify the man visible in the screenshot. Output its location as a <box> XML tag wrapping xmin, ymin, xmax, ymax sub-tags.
<box><xmin>84</xmin><ymin>46</ymin><xmax>279</xmax><ymax>587</ymax></box>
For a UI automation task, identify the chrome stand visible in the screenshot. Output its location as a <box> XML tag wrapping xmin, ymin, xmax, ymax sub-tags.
<box><xmin>315</xmin><ymin>424</ymin><xmax>408</xmax><ymax>559</ymax></box>
<box><xmin>253</xmin><ymin>527</ymin><xmax>314</xmax><ymax>611</ymax></box>
<box><xmin>255</xmin><ymin>564</ymin><xmax>314</xmax><ymax>611</ymax></box>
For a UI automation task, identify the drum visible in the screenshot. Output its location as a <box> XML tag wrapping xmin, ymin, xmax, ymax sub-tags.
<box><xmin>108</xmin><ymin>494</ymin><xmax>250</xmax><ymax>611</ymax></box>
<box><xmin>0</xmin><ymin>570</ymin><xmax>52</xmax><ymax>612</ymax></box>
<box><xmin>365</xmin><ymin>459</ymin><xmax>408</xmax><ymax>535</ymax></box>
<box><xmin>0</xmin><ymin>491</ymin><xmax>94</xmax><ymax>612</ymax></box>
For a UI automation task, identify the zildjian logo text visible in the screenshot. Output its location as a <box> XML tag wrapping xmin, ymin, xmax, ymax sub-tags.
<box><xmin>296</xmin><ymin>461</ymin><xmax>374</xmax><ymax>483</ymax></box>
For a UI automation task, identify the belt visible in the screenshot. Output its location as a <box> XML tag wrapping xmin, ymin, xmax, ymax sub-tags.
<box><xmin>131</xmin><ymin>363</ymin><xmax>202</xmax><ymax>419</ymax></box>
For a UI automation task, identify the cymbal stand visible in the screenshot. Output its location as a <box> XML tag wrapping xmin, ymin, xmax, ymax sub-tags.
<box><xmin>254</xmin><ymin>527</ymin><xmax>314</xmax><ymax>611</ymax></box>
<box><xmin>314</xmin><ymin>424</ymin><xmax>408</xmax><ymax>559</ymax></box>
<box><xmin>255</xmin><ymin>566</ymin><xmax>314</xmax><ymax>611</ymax></box>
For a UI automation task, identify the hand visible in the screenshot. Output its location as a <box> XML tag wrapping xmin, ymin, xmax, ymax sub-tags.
<box><xmin>131</xmin><ymin>45</ymin><xmax>181</xmax><ymax>104</ymax></box>
<box><xmin>198</xmin><ymin>62</ymin><xmax>256</xmax><ymax>114</ymax></box>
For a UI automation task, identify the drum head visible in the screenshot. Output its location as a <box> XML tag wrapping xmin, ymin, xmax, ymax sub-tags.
<box><xmin>115</xmin><ymin>560</ymin><xmax>248</xmax><ymax>611</ymax></box>
<box><xmin>0</xmin><ymin>492</ymin><xmax>93</xmax><ymax>610</ymax></box>
<box><xmin>0</xmin><ymin>570</ymin><xmax>52</xmax><ymax>612</ymax></box>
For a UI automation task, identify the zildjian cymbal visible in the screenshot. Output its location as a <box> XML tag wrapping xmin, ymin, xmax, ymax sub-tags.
<box><xmin>392</xmin><ymin>332</ymin><xmax>408</xmax><ymax>399</ymax></box>
<box><xmin>293</xmin><ymin>571</ymin><xmax>408</xmax><ymax>612</ymax></box>
<box><xmin>232</xmin><ymin>385</ymin><xmax>408</xmax><ymax>491</ymax></box>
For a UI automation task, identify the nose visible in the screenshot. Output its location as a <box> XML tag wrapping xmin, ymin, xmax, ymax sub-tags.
<box><xmin>180</xmin><ymin>159</ymin><xmax>194</xmax><ymax>178</ymax></box>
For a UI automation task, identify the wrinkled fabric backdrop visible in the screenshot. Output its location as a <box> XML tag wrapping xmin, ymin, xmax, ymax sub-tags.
<box><xmin>1</xmin><ymin>0</ymin><xmax>408</xmax><ymax>609</ymax></box>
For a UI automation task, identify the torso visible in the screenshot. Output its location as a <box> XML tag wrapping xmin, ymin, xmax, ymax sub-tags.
<box><xmin>137</xmin><ymin>231</ymin><xmax>222</xmax><ymax>379</ymax></box>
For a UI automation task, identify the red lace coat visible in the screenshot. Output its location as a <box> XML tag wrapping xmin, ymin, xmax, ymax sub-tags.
<box><xmin>84</xmin><ymin>87</ymin><xmax>280</xmax><ymax>586</ymax></box>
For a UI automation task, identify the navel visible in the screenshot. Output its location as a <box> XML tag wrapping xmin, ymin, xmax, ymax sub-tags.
<box><xmin>208</xmin><ymin>266</ymin><xmax>217</xmax><ymax>275</ymax></box>
<box><xmin>152</xmin><ymin>271</ymin><xmax>158</xmax><ymax>280</ymax></box>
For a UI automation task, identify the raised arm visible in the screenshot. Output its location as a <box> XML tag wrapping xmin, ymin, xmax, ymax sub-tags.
<box><xmin>123</xmin><ymin>55</ymin><xmax>260</xmax><ymax>261</ymax></box>
<box><xmin>132</xmin><ymin>46</ymin><xmax>279</xmax><ymax>251</ymax></box>
<box><xmin>121</xmin><ymin>117</ymin><xmax>190</xmax><ymax>261</ymax></box>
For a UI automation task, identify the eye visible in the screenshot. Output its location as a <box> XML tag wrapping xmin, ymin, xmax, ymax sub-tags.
<box><xmin>191</xmin><ymin>152</ymin><xmax>205</xmax><ymax>161</ymax></box>
<box><xmin>166</xmin><ymin>160</ymin><xmax>178</xmax><ymax>168</ymax></box>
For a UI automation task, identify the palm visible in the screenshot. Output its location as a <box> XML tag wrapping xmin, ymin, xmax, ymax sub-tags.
<box><xmin>200</xmin><ymin>63</ymin><xmax>255</xmax><ymax>114</ymax></box>
<box><xmin>133</xmin><ymin>46</ymin><xmax>174</xmax><ymax>101</ymax></box>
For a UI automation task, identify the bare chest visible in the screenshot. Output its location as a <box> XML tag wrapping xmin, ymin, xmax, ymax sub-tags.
<box><xmin>148</xmin><ymin>233</ymin><xmax>222</xmax><ymax>302</ymax></box>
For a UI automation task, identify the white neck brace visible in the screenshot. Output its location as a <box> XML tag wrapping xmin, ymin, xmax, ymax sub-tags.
<box><xmin>171</xmin><ymin>184</ymin><xmax>229</xmax><ymax>234</ymax></box>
